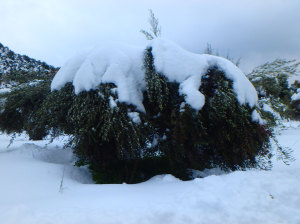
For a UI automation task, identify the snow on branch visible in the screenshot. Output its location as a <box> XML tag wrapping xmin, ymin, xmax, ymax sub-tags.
<box><xmin>51</xmin><ymin>39</ymin><xmax>258</xmax><ymax>112</ymax></box>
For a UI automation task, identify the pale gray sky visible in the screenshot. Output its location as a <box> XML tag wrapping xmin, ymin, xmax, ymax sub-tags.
<box><xmin>1</xmin><ymin>0</ymin><xmax>299</xmax><ymax>73</ymax></box>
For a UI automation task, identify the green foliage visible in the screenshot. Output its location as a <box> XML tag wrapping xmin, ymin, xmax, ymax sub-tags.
<box><xmin>0</xmin><ymin>80</ymin><xmax>50</xmax><ymax>140</ymax></box>
<box><xmin>2</xmin><ymin>70</ymin><xmax>54</xmax><ymax>86</ymax></box>
<box><xmin>199</xmin><ymin>68</ymin><xmax>272</xmax><ymax>170</ymax></box>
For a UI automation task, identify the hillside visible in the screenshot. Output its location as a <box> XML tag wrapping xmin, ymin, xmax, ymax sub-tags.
<box><xmin>0</xmin><ymin>42</ymin><xmax>57</xmax><ymax>87</ymax></box>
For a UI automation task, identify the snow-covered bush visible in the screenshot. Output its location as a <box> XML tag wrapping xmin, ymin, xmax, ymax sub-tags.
<box><xmin>0</xmin><ymin>39</ymin><xmax>276</xmax><ymax>183</ymax></box>
<box><xmin>248</xmin><ymin>59</ymin><xmax>300</xmax><ymax>122</ymax></box>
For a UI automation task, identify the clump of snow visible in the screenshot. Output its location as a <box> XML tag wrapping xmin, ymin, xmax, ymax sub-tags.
<box><xmin>144</xmin><ymin>174</ymin><xmax>181</xmax><ymax>184</ymax></box>
<box><xmin>179</xmin><ymin>102</ymin><xmax>185</xmax><ymax>112</ymax></box>
<box><xmin>251</xmin><ymin>110</ymin><xmax>266</xmax><ymax>125</ymax></box>
<box><xmin>291</xmin><ymin>90</ymin><xmax>300</xmax><ymax>101</ymax></box>
<box><xmin>151</xmin><ymin>134</ymin><xmax>159</xmax><ymax>147</ymax></box>
<box><xmin>262</xmin><ymin>101</ymin><xmax>282</xmax><ymax>122</ymax></box>
<box><xmin>127</xmin><ymin>112</ymin><xmax>141</xmax><ymax>124</ymax></box>
<box><xmin>51</xmin><ymin>53</ymin><xmax>88</xmax><ymax>90</ymax></box>
<box><xmin>51</xmin><ymin>39</ymin><xmax>258</xmax><ymax>112</ymax></box>
<box><xmin>288</xmin><ymin>74</ymin><xmax>300</xmax><ymax>87</ymax></box>
<box><xmin>0</xmin><ymin>87</ymin><xmax>11</xmax><ymax>94</ymax></box>
<box><xmin>109</xmin><ymin>96</ymin><xmax>117</xmax><ymax>109</ymax></box>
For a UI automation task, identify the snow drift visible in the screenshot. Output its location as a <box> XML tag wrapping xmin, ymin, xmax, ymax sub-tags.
<box><xmin>1</xmin><ymin>122</ymin><xmax>300</xmax><ymax>224</ymax></box>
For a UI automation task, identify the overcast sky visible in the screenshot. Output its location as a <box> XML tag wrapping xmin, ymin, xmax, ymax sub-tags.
<box><xmin>1</xmin><ymin>0</ymin><xmax>299</xmax><ymax>73</ymax></box>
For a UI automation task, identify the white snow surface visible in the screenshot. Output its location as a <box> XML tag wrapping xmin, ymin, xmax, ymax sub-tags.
<box><xmin>291</xmin><ymin>90</ymin><xmax>300</xmax><ymax>101</ymax></box>
<box><xmin>51</xmin><ymin>39</ymin><xmax>258</xmax><ymax>111</ymax></box>
<box><xmin>1</xmin><ymin>122</ymin><xmax>300</xmax><ymax>224</ymax></box>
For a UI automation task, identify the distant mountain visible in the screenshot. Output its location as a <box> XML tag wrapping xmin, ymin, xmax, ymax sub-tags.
<box><xmin>0</xmin><ymin>42</ymin><xmax>57</xmax><ymax>87</ymax></box>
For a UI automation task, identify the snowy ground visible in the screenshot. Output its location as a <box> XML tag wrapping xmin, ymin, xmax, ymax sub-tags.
<box><xmin>0</xmin><ymin>122</ymin><xmax>300</xmax><ymax>224</ymax></box>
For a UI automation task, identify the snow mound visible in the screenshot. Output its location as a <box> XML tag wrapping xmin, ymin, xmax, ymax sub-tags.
<box><xmin>145</xmin><ymin>174</ymin><xmax>182</xmax><ymax>184</ymax></box>
<box><xmin>127</xmin><ymin>112</ymin><xmax>141</xmax><ymax>124</ymax></box>
<box><xmin>0</xmin><ymin>134</ymin><xmax>93</xmax><ymax>185</ymax></box>
<box><xmin>51</xmin><ymin>39</ymin><xmax>258</xmax><ymax>111</ymax></box>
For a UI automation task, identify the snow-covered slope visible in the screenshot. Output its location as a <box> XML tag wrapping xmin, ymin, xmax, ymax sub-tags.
<box><xmin>0</xmin><ymin>42</ymin><xmax>56</xmax><ymax>75</ymax></box>
<box><xmin>0</xmin><ymin>42</ymin><xmax>57</xmax><ymax>89</ymax></box>
<box><xmin>0</xmin><ymin>122</ymin><xmax>300</xmax><ymax>224</ymax></box>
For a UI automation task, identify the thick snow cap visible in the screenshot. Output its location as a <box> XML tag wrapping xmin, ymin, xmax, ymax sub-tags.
<box><xmin>52</xmin><ymin>43</ymin><xmax>146</xmax><ymax>112</ymax></box>
<box><xmin>150</xmin><ymin>39</ymin><xmax>258</xmax><ymax>110</ymax></box>
<box><xmin>51</xmin><ymin>39</ymin><xmax>258</xmax><ymax>111</ymax></box>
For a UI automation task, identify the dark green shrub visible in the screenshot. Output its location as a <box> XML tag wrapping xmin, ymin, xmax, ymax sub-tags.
<box><xmin>143</xmin><ymin>48</ymin><xmax>272</xmax><ymax>173</ymax></box>
<box><xmin>287</xmin><ymin>99</ymin><xmax>300</xmax><ymax>120</ymax></box>
<box><xmin>0</xmin><ymin>81</ymin><xmax>50</xmax><ymax>140</ymax></box>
